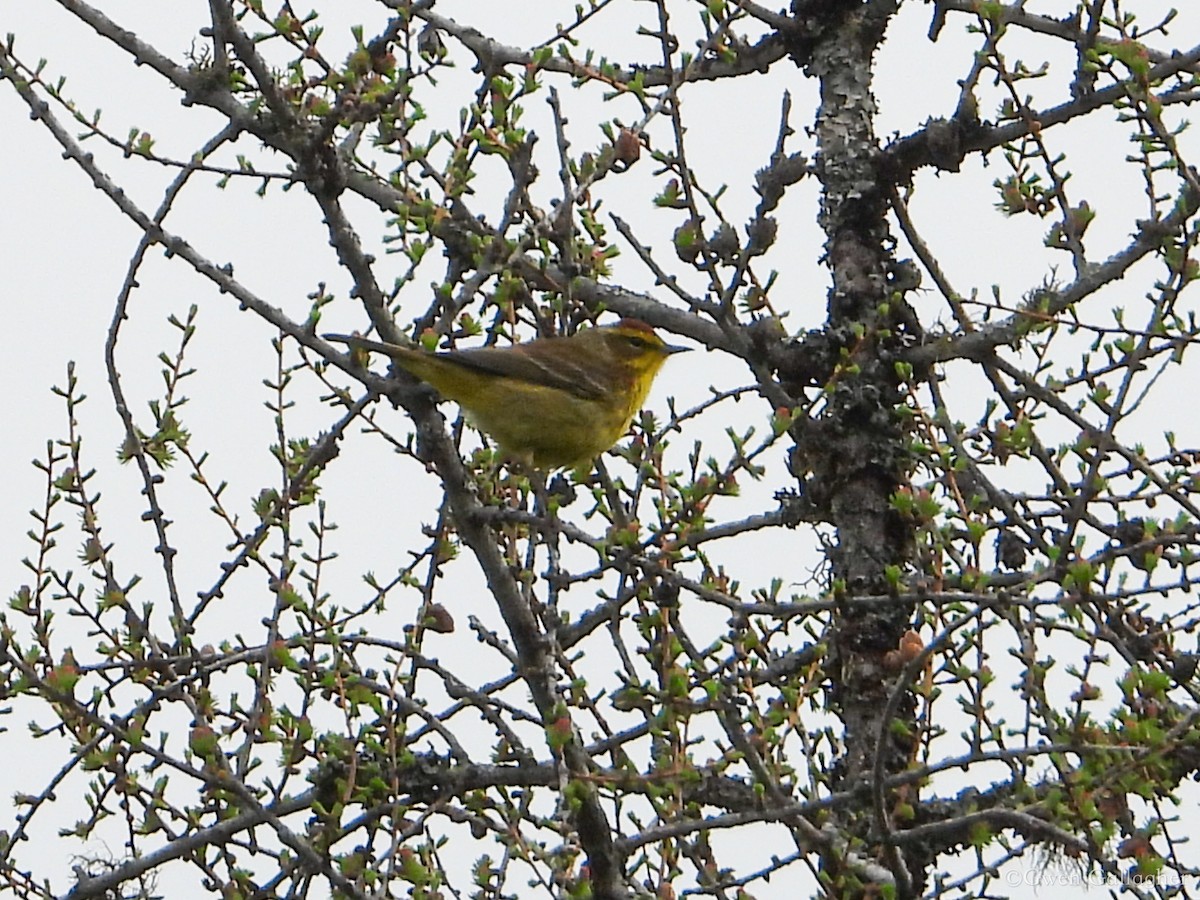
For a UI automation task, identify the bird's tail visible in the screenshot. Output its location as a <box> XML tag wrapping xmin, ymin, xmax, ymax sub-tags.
<box><xmin>323</xmin><ymin>333</ymin><xmax>411</xmax><ymax>357</ymax></box>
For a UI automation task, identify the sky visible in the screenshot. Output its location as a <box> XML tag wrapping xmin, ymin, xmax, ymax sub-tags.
<box><xmin>3</xmin><ymin>1</ymin><xmax>1200</xmax><ymax>897</ymax></box>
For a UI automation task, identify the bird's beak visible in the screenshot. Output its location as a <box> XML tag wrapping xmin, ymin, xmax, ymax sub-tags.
<box><xmin>665</xmin><ymin>343</ymin><xmax>690</xmax><ymax>355</ymax></box>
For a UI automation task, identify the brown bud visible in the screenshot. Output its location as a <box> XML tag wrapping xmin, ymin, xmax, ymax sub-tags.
<box><xmin>423</xmin><ymin>603</ymin><xmax>455</xmax><ymax>633</ymax></box>
<box><xmin>613</xmin><ymin>128</ymin><xmax>642</xmax><ymax>170</ymax></box>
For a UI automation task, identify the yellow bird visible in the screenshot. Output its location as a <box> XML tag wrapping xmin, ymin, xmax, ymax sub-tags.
<box><xmin>325</xmin><ymin>318</ymin><xmax>687</xmax><ymax>469</ymax></box>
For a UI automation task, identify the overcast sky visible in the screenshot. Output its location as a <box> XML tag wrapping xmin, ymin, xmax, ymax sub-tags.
<box><xmin>3</xmin><ymin>2</ymin><xmax>1200</xmax><ymax>897</ymax></box>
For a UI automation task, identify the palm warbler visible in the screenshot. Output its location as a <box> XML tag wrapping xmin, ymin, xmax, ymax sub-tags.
<box><xmin>325</xmin><ymin>318</ymin><xmax>687</xmax><ymax>469</ymax></box>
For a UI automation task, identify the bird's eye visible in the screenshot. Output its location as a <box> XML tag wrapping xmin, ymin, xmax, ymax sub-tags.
<box><xmin>625</xmin><ymin>336</ymin><xmax>649</xmax><ymax>349</ymax></box>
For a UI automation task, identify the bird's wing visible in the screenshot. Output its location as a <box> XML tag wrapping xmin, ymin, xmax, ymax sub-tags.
<box><xmin>446</xmin><ymin>344</ymin><xmax>608</xmax><ymax>401</ymax></box>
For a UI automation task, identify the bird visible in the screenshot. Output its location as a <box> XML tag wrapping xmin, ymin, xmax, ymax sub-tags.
<box><xmin>325</xmin><ymin>318</ymin><xmax>688</xmax><ymax>469</ymax></box>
